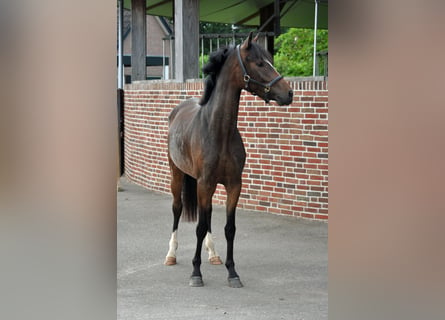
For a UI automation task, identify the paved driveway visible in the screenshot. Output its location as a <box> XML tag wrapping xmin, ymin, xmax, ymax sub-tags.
<box><xmin>118</xmin><ymin>177</ymin><xmax>327</xmax><ymax>320</ymax></box>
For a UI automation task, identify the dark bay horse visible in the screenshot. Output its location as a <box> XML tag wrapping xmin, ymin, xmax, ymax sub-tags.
<box><xmin>164</xmin><ymin>33</ymin><xmax>293</xmax><ymax>288</ymax></box>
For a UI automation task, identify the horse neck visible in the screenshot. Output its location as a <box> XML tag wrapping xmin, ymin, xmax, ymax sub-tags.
<box><xmin>205</xmin><ymin>57</ymin><xmax>242</xmax><ymax>139</ymax></box>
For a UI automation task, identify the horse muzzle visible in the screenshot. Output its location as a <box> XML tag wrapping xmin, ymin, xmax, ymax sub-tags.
<box><xmin>270</xmin><ymin>89</ymin><xmax>293</xmax><ymax>106</ymax></box>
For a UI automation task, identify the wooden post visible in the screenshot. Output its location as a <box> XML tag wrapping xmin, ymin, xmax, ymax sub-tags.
<box><xmin>131</xmin><ymin>0</ymin><xmax>146</xmax><ymax>81</ymax></box>
<box><xmin>274</xmin><ymin>0</ymin><xmax>281</xmax><ymax>37</ymax></box>
<box><xmin>260</xmin><ymin>3</ymin><xmax>275</xmax><ymax>58</ymax></box>
<box><xmin>118</xmin><ymin>0</ymin><xmax>124</xmax><ymax>88</ymax></box>
<box><xmin>174</xmin><ymin>0</ymin><xmax>199</xmax><ymax>82</ymax></box>
<box><xmin>260</xmin><ymin>0</ymin><xmax>283</xmax><ymax>60</ymax></box>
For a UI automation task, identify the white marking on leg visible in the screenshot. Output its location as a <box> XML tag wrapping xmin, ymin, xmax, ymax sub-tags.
<box><xmin>204</xmin><ymin>232</ymin><xmax>219</xmax><ymax>260</ymax></box>
<box><xmin>166</xmin><ymin>231</ymin><xmax>178</xmax><ymax>259</ymax></box>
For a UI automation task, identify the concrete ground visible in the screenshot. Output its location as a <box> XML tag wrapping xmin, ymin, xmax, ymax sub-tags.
<box><xmin>118</xmin><ymin>177</ymin><xmax>328</xmax><ymax>320</ymax></box>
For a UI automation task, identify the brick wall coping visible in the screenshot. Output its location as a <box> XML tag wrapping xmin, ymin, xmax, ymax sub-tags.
<box><xmin>125</xmin><ymin>76</ymin><xmax>328</xmax><ymax>91</ymax></box>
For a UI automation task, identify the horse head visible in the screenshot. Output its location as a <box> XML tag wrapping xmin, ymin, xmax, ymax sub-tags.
<box><xmin>237</xmin><ymin>32</ymin><xmax>293</xmax><ymax>106</ymax></box>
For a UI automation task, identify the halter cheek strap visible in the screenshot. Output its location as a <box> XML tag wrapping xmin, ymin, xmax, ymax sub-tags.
<box><xmin>236</xmin><ymin>45</ymin><xmax>283</xmax><ymax>96</ymax></box>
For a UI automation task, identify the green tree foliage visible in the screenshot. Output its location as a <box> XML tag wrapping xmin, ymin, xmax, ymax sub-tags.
<box><xmin>274</xmin><ymin>28</ymin><xmax>328</xmax><ymax>77</ymax></box>
<box><xmin>199</xmin><ymin>54</ymin><xmax>209</xmax><ymax>78</ymax></box>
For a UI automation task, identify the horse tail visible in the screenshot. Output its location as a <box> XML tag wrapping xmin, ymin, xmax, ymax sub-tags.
<box><xmin>182</xmin><ymin>174</ymin><xmax>198</xmax><ymax>222</ymax></box>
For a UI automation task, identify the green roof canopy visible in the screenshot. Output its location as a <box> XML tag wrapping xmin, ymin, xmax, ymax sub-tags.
<box><xmin>123</xmin><ymin>0</ymin><xmax>328</xmax><ymax>29</ymax></box>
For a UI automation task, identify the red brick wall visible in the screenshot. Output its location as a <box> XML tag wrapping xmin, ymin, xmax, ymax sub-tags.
<box><xmin>123</xmin><ymin>78</ymin><xmax>328</xmax><ymax>220</ymax></box>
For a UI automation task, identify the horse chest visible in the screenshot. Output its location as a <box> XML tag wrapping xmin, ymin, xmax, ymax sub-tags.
<box><xmin>211</xmin><ymin>143</ymin><xmax>246</xmax><ymax>177</ymax></box>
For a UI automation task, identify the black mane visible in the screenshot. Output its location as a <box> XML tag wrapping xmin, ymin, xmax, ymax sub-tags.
<box><xmin>199</xmin><ymin>46</ymin><xmax>234</xmax><ymax>105</ymax></box>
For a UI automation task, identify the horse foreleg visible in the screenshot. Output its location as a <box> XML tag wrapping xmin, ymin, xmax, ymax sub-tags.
<box><xmin>190</xmin><ymin>181</ymin><xmax>216</xmax><ymax>287</ymax></box>
<box><xmin>204</xmin><ymin>232</ymin><xmax>222</xmax><ymax>265</ymax></box>
<box><xmin>225</xmin><ymin>183</ymin><xmax>243</xmax><ymax>288</ymax></box>
<box><xmin>190</xmin><ymin>214</ymin><xmax>207</xmax><ymax>287</ymax></box>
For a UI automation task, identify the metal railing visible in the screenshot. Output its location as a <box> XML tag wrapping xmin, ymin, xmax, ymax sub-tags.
<box><xmin>162</xmin><ymin>32</ymin><xmax>328</xmax><ymax>80</ymax></box>
<box><xmin>315</xmin><ymin>50</ymin><xmax>328</xmax><ymax>77</ymax></box>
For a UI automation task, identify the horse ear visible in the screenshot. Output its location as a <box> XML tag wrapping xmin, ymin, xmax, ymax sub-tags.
<box><xmin>241</xmin><ymin>31</ymin><xmax>253</xmax><ymax>50</ymax></box>
<box><xmin>253</xmin><ymin>34</ymin><xmax>259</xmax><ymax>42</ymax></box>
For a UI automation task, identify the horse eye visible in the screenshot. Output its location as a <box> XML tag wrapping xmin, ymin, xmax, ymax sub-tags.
<box><xmin>256</xmin><ymin>61</ymin><xmax>264</xmax><ymax>67</ymax></box>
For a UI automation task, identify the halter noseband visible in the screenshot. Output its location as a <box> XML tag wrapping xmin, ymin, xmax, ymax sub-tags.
<box><xmin>236</xmin><ymin>45</ymin><xmax>283</xmax><ymax>98</ymax></box>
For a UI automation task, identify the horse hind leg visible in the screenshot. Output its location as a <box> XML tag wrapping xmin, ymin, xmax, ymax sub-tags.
<box><xmin>165</xmin><ymin>163</ymin><xmax>184</xmax><ymax>266</ymax></box>
<box><xmin>204</xmin><ymin>232</ymin><xmax>222</xmax><ymax>265</ymax></box>
<box><xmin>201</xmin><ymin>193</ymin><xmax>221</xmax><ymax>264</ymax></box>
<box><xmin>165</xmin><ymin>230</ymin><xmax>178</xmax><ymax>265</ymax></box>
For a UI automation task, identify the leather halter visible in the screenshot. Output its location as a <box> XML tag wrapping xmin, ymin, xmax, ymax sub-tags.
<box><xmin>236</xmin><ymin>45</ymin><xmax>283</xmax><ymax>96</ymax></box>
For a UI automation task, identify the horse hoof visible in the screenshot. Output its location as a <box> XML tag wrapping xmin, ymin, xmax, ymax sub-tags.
<box><xmin>164</xmin><ymin>257</ymin><xmax>176</xmax><ymax>266</ymax></box>
<box><xmin>189</xmin><ymin>276</ymin><xmax>204</xmax><ymax>287</ymax></box>
<box><xmin>209</xmin><ymin>256</ymin><xmax>223</xmax><ymax>265</ymax></box>
<box><xmin>228</xmin><ymin>277</ymin><xmax>243</xmax><ymax>288</ymax></box>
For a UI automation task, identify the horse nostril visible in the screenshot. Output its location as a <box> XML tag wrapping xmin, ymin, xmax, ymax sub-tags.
<box><xmin>288</xmin><ymin>90</ymin><xmax>293</xmax><ymax>98</ymax></box>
